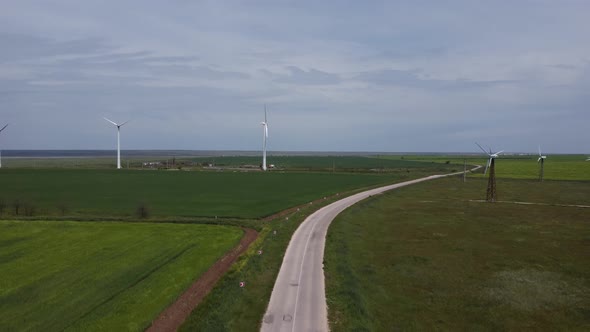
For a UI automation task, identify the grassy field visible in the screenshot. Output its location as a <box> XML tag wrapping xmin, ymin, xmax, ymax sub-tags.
<box><xmin>324</xmin><ymin>177</ymin><xmax>590</xmax><ymax>331</ymax></box>
<box><xmin>380</xmin><ymin>154</ymin><xmax>590</xmax><ymax>181</ymax></box>
<box><xmin>191</xmin><ymin>155</ymin><xmax>450</xmax><ymax>171</ymax></box>
<box><xmin>180</xmin><ymin>169</ymin><xmax>466</xmax><ymax>330</ymax></box>
<box><xmin>4</xmin><ymin>155</ymin><xmax>453</xmax><ymax>172</ymax></box>
<box><xmin>0</xmin><ymin>165</ymin><xmax>455</xmax><ymax>219</ymax></box>
<box><xmin>0</xmin><ymin>220</ymin><xmax>242</xmax><ymax>331</ymax></box>
<box><xmin>180</xmin><ymin>190</ymin><xmax>345</xmax><ymax>331</ymax></box>
<box><xmin>0</xmin><ymin>156</ymin><xmax>457</xmax><ymax>331</ymax></box>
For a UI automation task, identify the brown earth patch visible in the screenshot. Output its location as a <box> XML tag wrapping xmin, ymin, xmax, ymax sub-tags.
<box><xmin>261</xmin><ymin>193</ymin><xmax>340</xmax><ymax>221</ymax></box>
<box><xmin>146</xmin><ymin>227</ymin><xmax>258</xmax><ymax>332</ymax></box>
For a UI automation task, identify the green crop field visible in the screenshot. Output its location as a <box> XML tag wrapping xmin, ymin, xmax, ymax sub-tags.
<box><xmin>325</xmin><ymin>177</ymin><xmax>590</xmax><ymax>331</ymax></box>
<box><xmin>4</xmin><ymin>155</ymin><xmax>452</xmax><ymax>172</ymax></box>
<box><xmin>0</xmin><ymin>220</ymin><xmax>242</xmax><ymax>331</ymax></box>
<box><xmin>191</xmin><ymin>155</ymin><xmax>446</xmax><ymax>171</ymax></box>
<box><xmin>380</xmin><ymin>154</ymin><xmax>590</xmax><ymax>181</ymax></box>
<box><xmin>0</xmin><ymin>156</ymin><xmax>458</xmax><ymax>331</ymax></box>
<box><xmin>0</xmin><ymin>164</ymin><xmax>455</xmax><ymax>219</ymax></box>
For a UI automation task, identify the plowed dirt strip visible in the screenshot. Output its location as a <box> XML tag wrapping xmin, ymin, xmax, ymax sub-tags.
<box><xmin>147</xmin><ymin>228</ymin><xmax>258</xmax><ymax>332</ymax></box>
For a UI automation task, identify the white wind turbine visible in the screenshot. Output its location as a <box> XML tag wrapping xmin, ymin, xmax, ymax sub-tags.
<box><xmin>475</xmin><ymin>142</ymin><xmax>503</xmax><ymax>175</ymax></box>
<box><xmin>260</xmin><ymin>106</ymin><xmax>269</xmax><ymax>171</ymax></box>
<box><xmin>103</xmin><ymin>117</ymin><xmax>129</xmax><ymax>169</ymax></box>
<box><xmin>537</xmin><ymin>145</ymin><xmax>547</xmax><ymax>182</ymax></box>
<box><xmin>0</xmin><ymin>124</ymin><xmax>8</xmax><ymax>168</ymax></box>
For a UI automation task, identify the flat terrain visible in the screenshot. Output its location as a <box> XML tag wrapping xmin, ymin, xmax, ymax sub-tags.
<box><xmin>0</xmin><ymin>165</ymin><xmax>454</xmax><ymax>219</ymax></box>
<box><xmin>0</xmin><ymin>221</ymin><xmax>242</xmax><ymax>331</ymax></box>
<box><xmin>261</xmin><ymin>173</ymin><xmax>458</xmax><ymax>332</ymax></box>
<box><xmin>325</xmin><ymin>177</ymin><xmax>590</xmax><ymax>331</ymax></box>
<box><xmin>0</xmin><ymin>156</ymin><xmax>459</xmax><ymax>331</ymax></box>
<box><xmin>380</xmin><ymin>154</ymin><xmax>590</xmax><ymax>181</ymax></box>
<box><xmin>192</xmin><ymin>155</ymin><xmax>448</xmax><ymax>171</ymax></box>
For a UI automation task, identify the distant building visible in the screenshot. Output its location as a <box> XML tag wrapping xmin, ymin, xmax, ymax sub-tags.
<box><xmin>142</xmin><ymin>161</ymin><xmax>162</xmax><ymax>168</ymax></box>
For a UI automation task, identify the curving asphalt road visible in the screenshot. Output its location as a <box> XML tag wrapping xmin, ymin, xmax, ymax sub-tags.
<box><xmin>261</xmin><ymin>168</ymin><xmax>480</xmax><ymax>332</ymax></box>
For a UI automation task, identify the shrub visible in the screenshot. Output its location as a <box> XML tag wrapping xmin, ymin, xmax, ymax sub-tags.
<box><xmin>23</xmin><ymin>202</ymin><xmax>35</xmax><ymax>216</ymax></box>
<box><xmin>136</xmin><ymin>202</ymin><xmax>150</xmax><ymax>219</ymax></box>
<box><xmin>13</xmin><ymin>199</ymin><xmax>21</xmax><ymax>215</ymax></box>
<box><xmin>57</xmin><ymin>202</ymin><xmax>68</xmax><ymax>216</ymax></box>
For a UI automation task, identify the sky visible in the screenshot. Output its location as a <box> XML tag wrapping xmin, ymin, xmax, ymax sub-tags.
<box><xmin>1</xmin><ymin>0</ymin><xmax>589</xmax><ymax>153</ymax></box>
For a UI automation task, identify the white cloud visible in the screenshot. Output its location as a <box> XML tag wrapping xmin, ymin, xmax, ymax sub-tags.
<box><xmin>0</xmin><ymin>1</ymin><xmax>589</xmax><ymax>153</ymax></box>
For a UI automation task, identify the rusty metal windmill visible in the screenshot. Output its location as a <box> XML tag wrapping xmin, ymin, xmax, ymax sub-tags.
<box><xmin>476</xmin><ymin>142</ymin><xmax>503</xmax><ymax>202</ymax></box>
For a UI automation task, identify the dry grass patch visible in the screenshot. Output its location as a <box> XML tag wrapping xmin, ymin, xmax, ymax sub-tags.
<box><xmin>484</xmin><ymin>269</ymin><xmax>588</xmax><ymax>311</ymax></box>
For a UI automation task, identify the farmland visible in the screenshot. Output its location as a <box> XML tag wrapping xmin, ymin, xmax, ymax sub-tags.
<box><xmin>0</xmin><ymin>161</ymin><xmax>455</xmax><ymax>219</ymax></box>
<box><xmin>0</xmin><ymin>156</ymin><xmax>458</xmax><ymax>331</ymax></box>
<box><xmin>380</xmin><ymin>154</ymin><xmax>590</xmax><ymax>181</ymax></box>
<box><xmin>2</xmin><ymin>154</ymin><xmax>455</xmax><ymax>172</ymax></box>
<box><xmin>0</xmin><ymin>220</ymin><xmax>242</xmax><ymax>331</ymax></box>
<box><xmin>324</xmin><ymin>177</ymin><xmax>590</xmax><ymax>331</ymax></box>
<box><xmin>190</xmin><ymin>155</ymin><xmax>448</xmax><ymax>171</ymax></box>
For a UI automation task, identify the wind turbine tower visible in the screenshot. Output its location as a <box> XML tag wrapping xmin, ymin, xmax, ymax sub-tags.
<box><xmin>104</xmin><ymin>118</ymin><xmax>129</xmax><ymax>169</ymax></box>
<box><xmin>261</xmin><ymin>106</ymin><xmax>269</xmax><ymax>171</ymax></box>
<box><xmin>537</xmin><ymin>146</ymin><xmax>547</xmax><ymax>182</ymax></box>
<box><xmin>0</xmin><ymin>124</ymin><xmax>8</xmax><ymax>168</ymax></box>
<box><xmin>476</xmin><ymin>142</ymin><xmax>503</xmax><ymax>203</ymax></box>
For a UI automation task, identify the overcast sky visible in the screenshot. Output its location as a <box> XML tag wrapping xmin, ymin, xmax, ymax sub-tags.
<box><xmin>1</xmin><ymin>1</ymin><xmax>589</xmax><ymax>153</ymax></box>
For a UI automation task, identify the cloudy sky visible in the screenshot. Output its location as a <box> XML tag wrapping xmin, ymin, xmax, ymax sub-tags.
<box><xmin>1</xmin><ymin>1</ymin><xmax>589</xmax><ymax>153</ymax></box>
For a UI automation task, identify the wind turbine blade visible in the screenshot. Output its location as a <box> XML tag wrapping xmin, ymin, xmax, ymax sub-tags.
<box><xmin>475</xmin><ymin>142</ymin><xmax>489</xmax><ymax>155</ymax></box>
<box><xmin>264</xmin><ymin>104</ymin><xmax>267</xmax><ymax>123</ymax></box>
<box><xmin>495</xmin><ymin>150</ymin><xmax>504</xmax><ymax>155</ymax></box>
<box><xmin>538</xmin><ymin>145</ymin><xmax>542</xmax><ymax>157</ymax></box>
<box><xmin>103</xmin><ymin>117</ymin><xmax>118</xmax><ymax>126</ymax></box>
<box><xmin>0</xmin><ymin>124</ymin><xmax>8</xmax><ymax>133</ymax></box>
<box><xmin>265</xmin><ymin>124</ymin><xmax>268</xmax><ymax>138</ymax></box>
<box><xmin>484</xmin><ymin>158</ymin><xmax>490</xmax><ymax>175</ymax></box>
<box><xmin>538</xmin><ymin>157</ymin><xmax>541</xmax><ymax>163</ymax></box>
<box><xmin>120</xmin><ymin>120</ymin><xmax>130</xmax><ymax>127</ymax></box>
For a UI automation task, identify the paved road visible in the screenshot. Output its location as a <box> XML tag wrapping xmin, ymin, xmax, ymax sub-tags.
<box><xmin>261</xmin><ymin>168</ymin><xmax>480</xmax><ymax>332</ymax></box>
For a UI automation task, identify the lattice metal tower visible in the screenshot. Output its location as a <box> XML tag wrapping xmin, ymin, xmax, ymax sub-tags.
<box><xmin>463</xmin><ymin>159</ymin><xmax>467</xmax><ymax>182</ymax></box>
<box><xmin>486</xmin><ymin>158</ymin><xmax>497</xmax><ymax>202</ymax></box>
<box><xmin>538</xmin><ymin>158</ymin><xmax>545</xmax><ymax>182</ymax></box>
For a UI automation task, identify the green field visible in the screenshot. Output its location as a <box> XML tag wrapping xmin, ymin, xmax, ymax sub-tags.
<box><xmin>0</xmin><ymin>220</ymin><xmax>242</xmax><ymax>331</ymax></box>
<box><xmin>4</xmin><ymin>155</ymin><xmax>453</xmax><ymax>172</ymax></box>
<box><xmin>191</xmin><ymin>155</ymin><xmax>447</xmax><ymax>171</ymax></box>
<box><xmin>0</xmin><ymin>165</ymin><xmax>454</xmax><ymax>219</ymax></box>
<box><xmin>380</xmin><ymin>154</ymin><xmax>590</xmax><ymax>181</ymax></box>
<box><xmin>325</xmin><ymin>177</ymin><xmax>590</xmax><ymax>331</ymax></box>
<box><xmin>0</xmin><ymin>156</ymin><xmax>458</xmax><ymax>331</ymax></box>
<box><xmin>180</xmin><ymin>190</ymin><xmax>342</xmax><ymax>331</ymax></box>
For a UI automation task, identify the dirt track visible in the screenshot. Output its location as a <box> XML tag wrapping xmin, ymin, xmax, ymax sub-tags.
<box><xmin>146</xmin><ymin>228</ymin><xmax>258</xmax><ymax>332</ymax></box>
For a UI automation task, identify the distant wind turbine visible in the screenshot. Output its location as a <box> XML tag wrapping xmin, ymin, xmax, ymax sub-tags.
<box><xmin>0</xmin><ymin>124</ymin><xmax>8</xmax><ymax>168</ymax></box>
<box><xmin>261</xmin><ymin>106</ymin><xmax>269</xmax><ymax>171</ymax></box>
<box><xmin>537</xmin><ymin>145</ymin><xmax>547</xmax><ymax>182</ymax></box>
<box><xmin>103</xmin><ymin>118</ymin><xmax>129</xmax><ymax>169</ymax></box>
